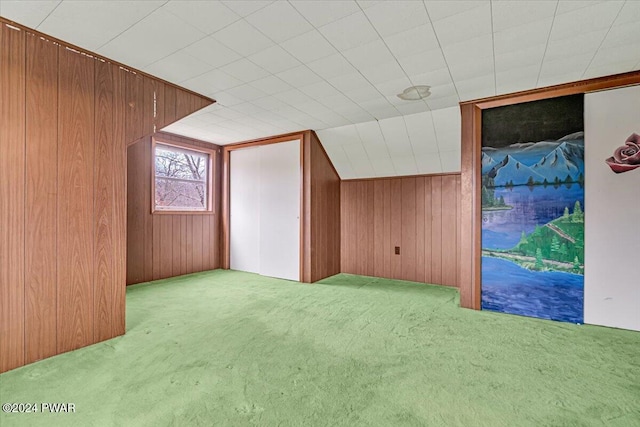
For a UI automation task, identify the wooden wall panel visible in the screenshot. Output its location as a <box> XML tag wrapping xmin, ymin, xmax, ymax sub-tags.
<box><xmin>400</xmin><ymin>178</ymin><xmax>417</xmax><ymax>282</ymax></box>
<box><xmin>341</xmin><ymin>174</ymin><xmax>461</xmax><ymax>287</ymax></box>
<box><xmin>0</xmin><ymin>16</ymin><xmax>213</xmax><ymax>372</ymax></box>
<box><xmin>57</xmin><ymin>46</ymin><xmax>95</xmax><ymax>353</ymax></box>
<box><xmin>126</xmin><ymin>133</ymin><xmax>221</xmax><ymax>285</ymax></box>
<box><xmin>24</xmin><ymin>34</ymin><xmax>58</xmax><ymax>363</ymax></box>
<box><xmin>430</xmin><ymin>176</ymin><xmax>443</xmax><ymax>285</ymax></box>
<box><xmin>0</xmin><ymin>24</ymin><xmax>26</xmax><ymax>373</ymax></box>
<box><xmin>301</xmin><ymin>132</ymin><xmax>341</xmax><ymax>282</ymax></box>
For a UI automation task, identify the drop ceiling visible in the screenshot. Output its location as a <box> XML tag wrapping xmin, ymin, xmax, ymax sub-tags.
<box><xmin>1</xmin><ymin>0</ymin><xmax>639</xmax><ymax>179</ymax></box>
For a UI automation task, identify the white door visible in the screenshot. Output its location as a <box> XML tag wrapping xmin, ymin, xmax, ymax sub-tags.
<box><xmin>258</xmin><ymin>141</ymin><xmax>300</xmax><ymax>281</ymax></box>
<box><xmin>230</xmin><ymin>147</ymin><xmax>261</xmax><ymax>274</ymax></box>
<box><xmin>229</xmin><ymin>140</ymin><xmax>300</xmax><ymax>281</ymax></box>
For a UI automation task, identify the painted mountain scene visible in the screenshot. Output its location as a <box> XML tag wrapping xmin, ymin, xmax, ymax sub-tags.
<box><xmin>481</xmin><ymin>95</ymin><xmax>584</xmax><ymax>323</ymax></box>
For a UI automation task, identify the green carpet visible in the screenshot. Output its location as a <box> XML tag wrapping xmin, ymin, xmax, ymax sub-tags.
<box><xmin>1</xmin><ymin>270</ymin><xmax>638</xmax><ymax>426</ymax></box>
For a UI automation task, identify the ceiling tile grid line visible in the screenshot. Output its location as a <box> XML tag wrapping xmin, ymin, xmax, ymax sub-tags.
<box><xmin>579</xmin><ymin>0</ymin><xmax>626</xmax><ymax>79</ymax></box>
<box><xmin>534</xmin><ymin>0</ymin><xmax>560</xmax><ymax>88</ymax></box>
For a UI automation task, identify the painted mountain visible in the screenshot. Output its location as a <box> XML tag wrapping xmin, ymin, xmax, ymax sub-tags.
<box><xmin>482</xmin><ymin>132</ymin><xmax>584</xmax><ymax>187</ymax></box>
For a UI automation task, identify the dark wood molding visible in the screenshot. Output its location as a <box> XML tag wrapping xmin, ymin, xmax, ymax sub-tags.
<box><xmin>459</xmin><ymin>70</ymin><xmax>640</xmax><ymax>310</ymax></box>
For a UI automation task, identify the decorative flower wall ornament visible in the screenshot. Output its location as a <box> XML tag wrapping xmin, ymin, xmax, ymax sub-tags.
<box><xmin>606</xmin><ymin>133</ymin><xmax>640</xmax><ymax>173</ymax></box>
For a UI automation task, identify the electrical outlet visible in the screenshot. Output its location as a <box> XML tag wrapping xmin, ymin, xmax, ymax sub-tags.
<box><xmin>394</xmin><ymin>246</ymin><xmax>400</xmax><ymax>255</ymax></box>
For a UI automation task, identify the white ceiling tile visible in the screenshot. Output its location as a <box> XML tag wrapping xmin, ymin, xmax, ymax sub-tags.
<box><xmin>98</xmin><ymin>8</ymin><xmax>206</xmax><ymax>69</ymax></box>
<box><xmin>224</xmin><ymin>84</ymin><xmax>269</xmax><ymax>102</ymax></box>
<box><xmin>342</xmin><ymin>144</ymin><xmax>376</xmax><ymax>177</ymax></box>
<box><xmin>439</xmin><ymin>150</ymin><xmax>461</xmax><ymax>173</ymax></box>
<box><xmin>343</xmin><ymin>39</ymin><xmax>397</xmax><ymax>70</ymax></box>
<box><xmin>363</xmin><ymin>0</ymin><xmax>429</xmax><ymax>37</ymax></box>
<box><xmin>599</xmin><ymin>21</ymin><xmax>640</xmax><ymax>50</ymax></box>
<box><xmin>317</xmin><ymin>124</ymin><xmax>361</xmax><ymax>146</ymax></box>
<box><xmin>455</xmin><ymin>73</ymin><xmax>496</xmax><ymax>101</ymax></box>
<box><xmin>245</xmin><ymin>1</ymin><xmax>312</xmax><ymax>43</ymax></box>
<box><xmin>384</xmin><ymin>24</ymin><xmax>440</xmax><ymax>59</ymax></box>
<box><xmin>555</xmin><ymin>0</ymin><xmax>605</xmax><ymax>15</ymax></box>
<box><xmin>326</xmin><ymin>72</ymin><xmax>372</xmax><ymax>92</ymax></box>
<box><xmin>583</xmin><ymin>60</ymin><xmax>636</xmax><ymax>80</ymax></box>
<box><xmin>544</xmin><ymin>29</ymin><xmax>607</xmax><ymax>63</ymax></box>
<box><xmin>318</xmin><ymin>11</ymin><xmax>379</xmax><ymax>51</ymax></box>
<box><xmin>299</xmin><ymin>81</ymin><xmax>341</xmax><ymax>99</ymax></box>
<box><xmin>341</xmin><ymin>110</ymin><xmax>376</xmax><ymax>123</ymax></box>
<box><xmin>343</xmin><ymin>84</ymin><xmax>382</xmax><ymax>103</ymax></box>
<box><xmin>424</xmin><ymin>0</ymin><xmax>486</xmax><ymax>22</ymax></box>
<box><xmin>426</xmin><ymin>83</ymin><xmax>458</xmax><ymax>100</ymax></box>
<box><xmin>395</xmin><ymin>102</ymin><xmax>430</xmax><ymax>116</ymax></box>
<box><xmin>374</xmin><ymin>77</ymin><xmax>413</xmax><ymax>98</ymax></box>
<box><xmin>491</xmin><ymin>1</ymin><xmax>558</xmax><ymax>33</ymax></box>
<box><xmin>493</xmin><ymin>17</ymin><xmax>553</xmax><ymax>55</ymax></box>
<box><xmin>496</xmin><ymin>64</ymin><xmax>540</xmax><ymax>95</ymax></box>
<box><xmin>538</xmin><ymin>53</ymin><xmax>593</xmax><ymax>81</ymax></box>
<box><xmin>407</xmin><ymin>68</ymin><xmax>453</xmax><ymax>88</ymax></box>
<box><xmin>443</xmin><ymin>35</ymin><xmax>494</xmax><ymax>81</ymax></box>
<box><xmin>276</xmin><ymin>65</ymin><xmax>323</xmax><ymax>87</ymax></box>
<box><xmin>212</xmin><ymin>19</ymin><xmax>274</xmax><ymax>56</ymax></box>
<box><xmin>248</xmin><ymin>45</ymin><xmax>301</xmax><ymax>74</ymax></box>
<box><xmin>415</xmin><ymin>152</ymin><xmax>443</xmax><ymax>175</ymax></box>
<box><xmin>144</xmin><ymin>50</ymin><xmax>211</xmax><ymax>84</ymax></box>
<box><xmin>210</xmin><ymin>91</ymin><xmax>245</xmax><ymax>107</ymax></box>
<box><xmin>589</xmin><ymin>43</ymin><xmax>640</xmax><ymax>69</ymax></box>
<box><xmin>369</xmin><ymin>106</ymin><xmax>402</xmax><ymax>121</ymax></box>
<box><xmin>163</xmin><ymin>1</ymin><xmax>240</xmax><ymax>35</ymax></box>
<box><xmin>183</xmin><ymin>36</ymin><xmax>242</xmax><ymax>68</ymax></box>
<box><xmin>494</xmin><ymin>44</ymin><xmax>546</xmax><ymax>72</ymax></box>
<box><xmin>398</xmin><ymin>49</ymin><xmax>447</xmax><ymax>76</ymax></box>
<box><xmin>378</xmin><ymin>116</ymin><xmax>413</xmax><ymax>156</ymax></box>
<box><xmin>357</xmin><ymin>1</ymin><xmax>386</xmax><ymax>10</ymax></box>
<box><xmin>289</xmin><ymin>0</ymin><xmax>360</xmax><ymax>28</ymax></box>
<box><xmin>550</xmin><ymin>1</ymin><xmax>624</xmax><ymax>42</ymax></box>
<box><xmin>181</xmin><ymin>69</ymin><xmax>242</xmax><ymax>96</ymax></box>
<box><xmin>432</xmin><ymin>2</ymin><xmax>491</xmax><ymax>47</ymax></box>
<box><xmin>220</xmin><ymin>59</ymin><xmax>269</xmax><ymax>83</ymax></box>
<box><xmin>36</xmin><ymin>1</ymin><xmax>164</xmax><ymax>51</ymax></box>
<box><xmin>391</xmin><ymin>155</ymin><xmax>419</xmax><ymax>175</ymax></box>
<box><xmin>249</xmin><ymin>76</ymin><xmax>292</xmax><ymax>96</ymax></box>
<box><xmin>614</xmin><ymin>1</ymin><xmax>640</xmax><ymax>26</ymax></box>
<box><xmin>360</xmin><ymin>61</ymin><xmax>406</xmax><ymax>84</ymax></box>
<box><xmin>221</xmin><ymin>0</ymin><xmax>273</xmax><ymax>17</ymax></box>
<box><xmin>431</xmin><ymin>106</ymin><xmax>461</xmax><ymax>152</ymax></box>
<box><xmin>308</xmin><ymin>53</ymin><xmax>357</xmax><ymax>79</ymax></box>
<box><xmin>281</xmin><ymin>30</ymin><xmax>337</xmax><ymax>64</ymax></box>
<box><xmin>0</xmin><ymin>0</ymin><xmax>61</xmax><ymax>28</ymax></box>
<box><xmin>403</xmin><ymin>112</ymin><xmax>439</xmax><ymax>155</ymax></box>
<box><xmin>273</xmin><ymin>89</ymin><xmax>314</xmax><ymax>105</ymax></box>
<box><xmin>426</xmin><ymin>95</ymin><xmax>460</xmax><ymax>110</ymax></box>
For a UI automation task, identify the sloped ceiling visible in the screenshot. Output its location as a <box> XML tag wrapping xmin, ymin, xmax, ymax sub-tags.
<box><xmin>1</xmin><ymin>1</ymin><xmax>639</xmax><ymax>178</ymax></box>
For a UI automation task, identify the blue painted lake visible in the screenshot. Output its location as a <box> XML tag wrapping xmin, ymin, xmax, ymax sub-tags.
<box><xmin>482</xmin><ymin>257</ymin><xmax>584</xmax><ymax>323</ymax></box>
<box><xmin>482</xmin><ymin>184</ymin><xmax>584</xmax><ymax>249</ymax></box>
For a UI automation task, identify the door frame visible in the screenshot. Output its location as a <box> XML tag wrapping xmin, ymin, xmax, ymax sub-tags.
<box><xmin>221</xmin><ymin>132</ymin><xmax>306</xmax><ymax>282</ymax></box>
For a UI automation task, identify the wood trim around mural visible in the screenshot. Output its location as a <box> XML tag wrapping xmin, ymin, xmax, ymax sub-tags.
<box><xmin>459</xmin><ymin>70</ymin><xmax>640</xmax><ymax>310</ymax></box>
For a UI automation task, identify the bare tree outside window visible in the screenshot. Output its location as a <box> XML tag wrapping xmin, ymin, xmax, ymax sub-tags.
<box><xmin>154</xmin><ymin>143</ymin><xmax>209</xmax><ymax>211</ymax></box>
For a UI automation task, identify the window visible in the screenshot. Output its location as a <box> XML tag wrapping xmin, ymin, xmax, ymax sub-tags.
<box><xmin>153</xmin><ymin>141</ymin><xmax>212</xmax><ymax>212</ymax></box>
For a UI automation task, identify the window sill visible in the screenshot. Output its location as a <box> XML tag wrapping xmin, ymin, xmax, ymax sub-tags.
<box><xmin>151</xmin><ymin>210</ymin><xmax>215</xmax><ymax>216</ymax></box>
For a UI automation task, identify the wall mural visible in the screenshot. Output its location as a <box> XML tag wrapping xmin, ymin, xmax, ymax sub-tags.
<box><xmin>480</xmin><ymin>95</ymin><xmax>585</xmax><ymax>323</ymax></box>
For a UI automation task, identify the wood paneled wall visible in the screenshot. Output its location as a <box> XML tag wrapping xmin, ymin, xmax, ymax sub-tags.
<box><xmin>340</xmin><ymin>174</ymin><xmax>461</xmax><ymax>287</ymax></box>
<box><xmin>126</xmin><ymin>132</ymin><xmax>222</xmax><ymax>285</ymax></box>
<box><xmin>302</xmin><ymin>131</ymin><xmax>341</xmax><ymax>282</ymax></box>
<box><xmin>0</xmin><ymin>20</ymin><xmax>212</xmax><ymax>373</ymax></box>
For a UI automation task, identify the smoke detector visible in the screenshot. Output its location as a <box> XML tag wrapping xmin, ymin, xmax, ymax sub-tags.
<box><xmin>397</xmin><ymin>85</ymin><xmax>431</xmax><ymax>101</ymax></box>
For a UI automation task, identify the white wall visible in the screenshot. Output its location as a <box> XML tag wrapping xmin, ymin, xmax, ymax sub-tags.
<box><xmin>584</xmin><ymin>85</ymin><xmax>640</xmax><ymax>332</ymax></box>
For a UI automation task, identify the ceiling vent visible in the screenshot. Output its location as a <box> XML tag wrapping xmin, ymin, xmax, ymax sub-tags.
<box><xmin>397</xmin><ymin>85</ymin><xmax>431</xmax><ymax>101</ymax></box>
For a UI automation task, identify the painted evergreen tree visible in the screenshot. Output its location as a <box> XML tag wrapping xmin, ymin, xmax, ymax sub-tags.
<box><xmin>572</xmin><ymin>201</ymin><xmax>584</xmax><ymax>223</ymax></box>
<box><xmin>535</xmin><ymin>248</ymin><xmax>544</xmax><ymax>269</ymax></box>
<box><xmin>563</xmin><ymin>207</ymin><xmax>570</xmax><ymax>219</ymax></box>
<box><xmin>550</xmin><ymin>235</ymin><xmax>560</xmax><ymax>256</ymax></box>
